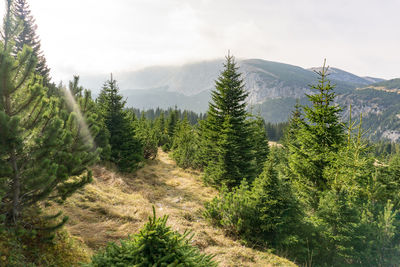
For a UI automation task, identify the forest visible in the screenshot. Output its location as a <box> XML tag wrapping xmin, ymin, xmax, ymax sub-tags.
<box><xmin>1</xmin><ymin>0</ymin><xmax>400</xmax><ymax>266</ymax></box>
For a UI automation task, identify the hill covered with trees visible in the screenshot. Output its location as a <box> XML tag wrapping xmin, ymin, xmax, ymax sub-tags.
<box><xmin>1</xmin><ymin>0</ymin><xmax>400</xmax><ymax>266</ymax></box>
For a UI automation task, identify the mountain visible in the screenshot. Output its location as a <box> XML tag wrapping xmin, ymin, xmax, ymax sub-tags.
<box><xmin>362</xmin><ymin>76</ymin><xmax>385</xmax><ymax>84</ymax></box>
<box><xmin>308</xmin><ymin>67</ymin><xmax>382</xmax><ymax>86</ymax></box>
<box><xmin>123</xmin><ymin>87</ymin><xmax>210</xmax><ymax>113</ymax></box>
<box><xmin>361</xmin><ymin>78</ymin><xmax>400</xmax><ymax>93</ymax></box>
<box><xmin>81</xmin><ymin>59</ymin><xmax>364</xmax><ymax>103</ymax></box>
<box><xmin>79</xmin><ymin>59</ymin><xmax>400</xmax><ymax>141</ymax></box>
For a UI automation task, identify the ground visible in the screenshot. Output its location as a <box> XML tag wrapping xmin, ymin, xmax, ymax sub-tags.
<box><xmin>53</xmin><ymin>149</ymin><xmax>296</xmax><ymax>267</ymax></box>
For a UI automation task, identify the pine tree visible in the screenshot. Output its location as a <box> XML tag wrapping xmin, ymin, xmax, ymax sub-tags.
<box><xmin>68</xmin><ymin>76</ymin><xmax>111</xmax><ymax>162</ymax></box>
<box><xmin>13</xmin><ymin>0</ymin><xmax>50</xmax><ymax>84</ymax></box>
<box><xmin>154</xmin><ymin>111</ymin><xmax>168</xmax><ymax>147</ymax></box>
<box><xmin>88</xmin><ymin>207</ymin><xmax>217</xmax><ymax>267</ymax></box>
<box><xmin>97</xmin><ymin>74</ymin><xmax>143</xmax><ymax>172</ymax></box>
<box><xmin>134</xmin><ymin>112</ymin><xmax>158</xmax><ymax>160</ymax></box>
<box><xmin>287</xmin><ymin>61</ymin><xmax>345</xmax><ymax>206</ymax></box>
<box><xmin>171</xmin><ymin>116</ymin><xmax>195</xmax><ymax>168</ymax></box>
<box><xmin>0</xmin><ymin>0</ymin><xmax>98</xmax><ymax>224</ymax></box>
<box><xmin>248</xmin><ymin>116</ymin><xmax>270</xmax><ymax>178</ymax></box>
<box><xmin>162</xmin><ymin>107</ymin><xmax>178</xmax><ymax>151</ymax></box>
<box><xmin>200</xmin><ymin>53</ymin><xmax>253</xmax><ymax>187</ymax></box>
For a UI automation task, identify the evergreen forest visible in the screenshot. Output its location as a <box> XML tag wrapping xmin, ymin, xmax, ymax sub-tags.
<box><xmin>0</xmin><ymin>1</ymin><xmax>400</xmax><ymax>266</ymax></box>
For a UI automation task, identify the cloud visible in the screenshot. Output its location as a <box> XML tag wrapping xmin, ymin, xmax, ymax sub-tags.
<box><xmin>0</xmin><ymin>0</ymin><xmax>398</xmax><ymax>81</ymax></box>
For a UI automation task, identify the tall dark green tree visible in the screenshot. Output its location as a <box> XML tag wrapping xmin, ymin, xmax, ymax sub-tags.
<box><xmin>67</xmin><ymin>75</ymin><xmax>111</xmax><ymax>162</ymax></box>
<box><xmin>200</xmin><ymin>53</ymin><xmax>254</xmax><ymax>187</ymax></box>
<box><xmin>248</xmin><ymin>116</ymin><xmax>270</xmax><ymax>178</ymax></box>
<box><xmin>0</xmin><ymin>0</ymin><xmax>98</xmax><ymax>224</ymax></box>
<box><xmin>287</xmin><ymin>61</ymin><xmax>345</xmax><ymax>206</ymax></box>
<box><xmin>13</xmin><ymin>0</ymin><xmax>50</xmax><ymax>84</ymax></box>
<box><xmin>97</xmin><ymin>75</ymin><xmax>143</xmax><ymax>172</ymax></box>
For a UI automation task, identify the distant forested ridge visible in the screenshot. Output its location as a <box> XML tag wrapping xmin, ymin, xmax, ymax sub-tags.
<box><xmin>1</xmin><ymin>0</ymin><xmax>400</xmax><ymax>266</ymax></box>
<box><xmin>80</xmin><ymin>59</ymin><xmax>400</xmax><ymax>142</ymax></box>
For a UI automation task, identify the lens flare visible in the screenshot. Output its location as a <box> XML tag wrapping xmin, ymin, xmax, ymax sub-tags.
<box><xmin>61</xmin><ymin>86</ymin><xmax>95</xmax><ymax>146</ymax></box>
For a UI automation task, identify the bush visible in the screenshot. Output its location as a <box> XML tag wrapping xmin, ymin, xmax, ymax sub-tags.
<box><xmin>88</xmin><ymin>207</ymin><xmax>217</xmax><ymax>267</ymax></box>
<box><xmin>171</xmin><ymin>119</ymin><xmax>200</xmax><ymax>169</ymax></box>
<box><xmin>135</xmin><ymin>118</ymin><xmax>158</xmax><ymax>160</ymax></box>
<box><xmin>205</xmin><ymin>160</ymin><xmax>301</xmax><ymax>250</ymax></box>
<box><xmin>0</xmin><ymin>208</ymin><xmax>90</xmax><ymax>267</ymax></box>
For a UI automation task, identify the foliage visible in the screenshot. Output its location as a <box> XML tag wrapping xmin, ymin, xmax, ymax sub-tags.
<box><xmin>287</xmin><ymin>61</ymin><xmax>345</xmax><ymax>208</ymax></box>
<box><xmin>88</xmin><ymin>207</ymin><xmax>217</xmax><ymax>267</ymax></box>
<box><xmin>171</xmin><ymin>116</ymin><xmax>200</xmax><ymax>169</ymax></box>
<box><xmin>206</xmin><ymin>60</ymin><xmax>400</xmax><ymax>265</ymax></box>
<box><xmin>248</xmin><ymin>116</ymin><xmax>270</xmax><ymax>178</ymax></box>
<box><xmin>0</xmin><ymin>208</ymin><xmax>90</xmax><ymax>266</ymax></box>
<box><xmin>13</xmin><ymin>0</ymin><xmax>50</xmax><ymax>84</ymax></box>
<box><xmin>0</xmin><ymin>0</ymin><xmax>98</xmax><ymax>225</ymax></box>
<box><xmin>205</xmin><ymin>157</ymin><xmax>301</xmax><ymax>251</ymax></box>
<box><xmin>97</xmin><ymin>75</ymin><xmax>143</xmax><ymax>172</ymax></box>
<box><xmin>134</xmin><ymin>113</ymin><xmax>158</xmax><ymax>159</ymax></box>
<box><xmin>130</xmin><ymin>107</ymin><xmax>205</xmax><ymax>125</ymax></box>
<box><xmin>199</xmin><ymin>54</ymin><xmax>255</xmax><ymax>187</ymax></box>
<box><xmin>264</xmin><ymin>121</ymin><xmax>289</xmax><ymax>141</ymax></box>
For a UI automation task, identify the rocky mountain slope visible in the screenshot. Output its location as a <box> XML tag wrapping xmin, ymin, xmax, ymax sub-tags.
<box><xmin>80</xmin><ymin>59</ymin><xmax>400</xmax><ymax>141</ymax></box>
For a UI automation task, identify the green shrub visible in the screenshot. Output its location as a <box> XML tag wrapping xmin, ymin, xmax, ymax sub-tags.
<box><xmin>171</xmin><ymin>119</ymin><xmax>200</xmax><ymax>169</ymax></box>
<box><xmin>87</xmin><ymin>207</ymin><xmax>217</xmax><ymax>267</ymax></box>
<box><xmin>205</xmin><ymin>161</ymin><xmax>301</xmax><ymax>250</ymax></box>
<box><xmin>0</xmin><ymin>208</ymin><xmax>90</xmax><ymax>267</ymax></box>
<box><xmin>134</xmin><ymin>118</ymin><xmax>158</xmax><ymax>160</ymax></box>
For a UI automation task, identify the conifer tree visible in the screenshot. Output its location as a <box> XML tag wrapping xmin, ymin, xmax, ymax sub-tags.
<box><xmin>200</xmin><ymin>53</ymin><xmax>253</xmax><ymax>187</ymax></box>
<box><xmin>68</xmin><ymin>76</ymin><xmax>111</xmax><ymax>161</ymax></box>
<box><xmin>97</xmin><ymin>75</ymin><xmax>143</xmax><ymax>172</ymax></box>
<box><xmin>248</xmin><ymin>116</ymin><xmax>270</xmax><ymax>178</ymax></box>
<box><xmin>154</xmin><ymin>111</ymin><xmax>168</xmax><ymax>147</ymax></box>
<box><xmin>134</xmin><ymin>112</ymin><xmax>158</xmax><ymax>159</ymax></box>
<box><xmin>171</xmin><ymin>115</ymin><xmax>199</xmax><ymax>169</ymax></box>
<box><xmin>13</xmin><ymin>0</ymin><xmax>50</xmax><ymax>84</ymax></box>
<box><xmin>88</xmin><ymin>207</ymin><xmax>217</xmax><ymax>267</ymax></box>
<box><xmin>167</xmin><ymin>107</ymin><xmax>178</xmax><ymax>139</ymax></box>
<box><xmin>162</xmin><ymin>107</ymin><xmax>178</xmax><ymax>151</ymax></box>
<box><xmin>0</xmin><ymin>0</ymin><xmax>98</xmax><ymax>224</ymax></box>
<box><xmin>287</xmin><ymin>61</ymin><xmax>345</xmax><ymax>206</ymax></box>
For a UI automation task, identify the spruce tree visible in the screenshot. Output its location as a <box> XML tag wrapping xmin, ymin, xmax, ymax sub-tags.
<box><xmin>13</xmin><ymin>0</ymin><xmax>50</xmax><ymax>84</ymax></box>
<box><xmin>154</xmin><ymin>111</ymin><xmax>168</xmax><ymax>147</ymax></box>
<box><xmin>97</xmin><ymin>74</ymin><xmax>143</xmax><ymax>172</ymax></box>
<box><xmin>67</xmin><ymin>76</ymin><xmax>111</xmax><ymax>162</ymax></box>
<box><xmin>171</xmin><ymin>115</ymin><xmax>200</xmax><ymax>169</ymax></box>
<box><xmin>200</xmin><ymin>53</ymin><xmax>253</xmax><ymax>187</ymax></box>
<box><xmin>0</xmin><ymin>0</ymin><xmax>98</xmax><ymax>224</ymax></box>
<box><xmin>88</xmin><ymin>207</ymin><xmax>217</xmax><ymax>267</ymax></box>
<box><xmin>248</xmin><ymin>116</ymin><xmax>270</xmax><ymax>178</ymax></box>
<box><xmin>134</xmin><ymin>112</ymin><xmax>158</xmax><ymax>159</ymax></box>
<box><xmin>287</xmin><ymin>61</ymin><xmax>345</xmax><ymax>206</ymax></box>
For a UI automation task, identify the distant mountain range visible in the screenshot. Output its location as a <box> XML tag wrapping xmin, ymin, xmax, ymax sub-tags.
<box><xmin>79</xmin><ymin>59</ymin><xmax>400</xmax><ymax>142</ymax></box>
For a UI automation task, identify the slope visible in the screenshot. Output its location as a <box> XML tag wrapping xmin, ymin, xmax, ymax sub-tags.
<box><xmin>362</xmin><ymin>78</ymin><xmax>400</xmax><ymax>92</ymax></box>
<box><xmin>50</xmin><ymin>149</ymin><xmax>296</xmax><ymax>267</ymax></box>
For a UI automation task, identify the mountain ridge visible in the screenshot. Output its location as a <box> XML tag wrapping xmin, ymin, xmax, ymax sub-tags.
<box><xmin>79</xmin><ymin>58</ymin><xmax>400</xmax><ymax>142</ymax></box>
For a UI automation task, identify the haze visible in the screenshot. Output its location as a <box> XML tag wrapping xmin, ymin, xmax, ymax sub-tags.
<box><xmin>1</xmin><ymin>0</ymin><xmax>399</xmax><ymax>82</ymax></box>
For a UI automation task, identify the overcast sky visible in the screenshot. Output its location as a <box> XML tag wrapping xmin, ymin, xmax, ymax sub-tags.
<box><xmin>2</xmin><ymin>0</ymin><xmax>400</xmax><ymax>82</ymax></box>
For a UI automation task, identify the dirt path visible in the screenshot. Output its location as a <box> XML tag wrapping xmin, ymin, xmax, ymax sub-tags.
<box><xmin>54</xmin><ymin>149</ymin><xmax>296</xmax><ymax>267</ymax></box>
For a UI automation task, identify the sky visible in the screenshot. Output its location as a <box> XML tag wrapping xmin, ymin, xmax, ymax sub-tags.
<box><xmin>1</xmin><ymin>0</ymin><xmax>400</xmax><ymax>82</ymax></box>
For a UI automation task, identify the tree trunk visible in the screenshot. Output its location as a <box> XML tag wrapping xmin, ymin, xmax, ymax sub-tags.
<box><xmin>10</xmin><ymin>147</ymin><xmax>21</xmax><ymax>224</ymax></box>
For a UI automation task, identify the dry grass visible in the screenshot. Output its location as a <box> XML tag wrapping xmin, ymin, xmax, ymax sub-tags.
<box><xmin>269</xmin><ymin>141</ymin><xmax>283</xmax><ymax>148</ymax></box>
<box><xmin>51</xmin><ymin>149</ymin><xmax>296</xmax><ymax>267</ymax></box>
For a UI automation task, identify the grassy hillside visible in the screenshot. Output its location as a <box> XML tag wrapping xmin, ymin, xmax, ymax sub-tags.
<box><xmin>367</xmin><ymin>78</ymin><xmax>400</xmax><ymax>90</ymax></box>
<box><xmin>50</xmin><ymin>149</ymin><xmax>295</xmax><ymax>267</ymax></box>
